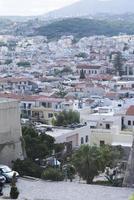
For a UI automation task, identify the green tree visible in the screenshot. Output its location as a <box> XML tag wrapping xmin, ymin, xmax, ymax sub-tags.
<box><xmin>56</xmin><ymin>87</ymin><xmax>67</xmax><ymax>98</ymax></box>
<box><xmin>113</xmin><ymin>52</ymin><xmax>124</xmax><ymax>76</ymax></box>
<box><xmin>123</xmin><ymin>43</ymin><xmax>129</xmax><ymax>51</ymax></box>
<box><xmin>72</xmin><ymin>145</ymin><xmax>123</xmax><ymax>184</ymax></box>
<box><xmin>52</xmin><ymin>110</ymin><xmax>80</xmax><ymax>126</ymax></box>
<box><xmin>17</xmin><ymin>61</ymin><xmax>31</xmax><ymax>67</ymax></box>
<box><xmin>72</xmin><ymin>145</ymin><xmax>100</xmax><ymax>184</ymax></box>
<box><xmin>12</xmin><ymin>159</ymin><xmax>43</xmax><ymax>178</ymax></box>
<box><xmin>22</xmin><ymin>126</ymin><xmax>55</xmax><ymax>160</ymax></box>
<box><xmin>61</xmin><ymin>67</ymin><xmax>72</xmax><ymax>74</ymax></box>
<box><xmin>41</xmin><ymin>167</ymin><xmax>64</xmax><ymax>181</ymax></box>
<box><xmin>99</xmin><ymin>145</ymin><xmax>123</xmax><ymax>171</ymax></box>
<box><xmin>75</xmin><ymin>52</ymin><xmax>88</xmax><ymax>58</ymax></box>
<box><xmin>63</xmin><ymin>164</ymin><xmax>76</xmax><ymax>182</ymax></box>
<box><xmin>5</xmin><ymin>59</ymin><xmax>12</xmax><ymax>65</ymax></box>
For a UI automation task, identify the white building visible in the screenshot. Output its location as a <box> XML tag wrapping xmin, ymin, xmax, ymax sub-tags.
<box><xmin>77</xmin><ymin>64</ymin><xmax>106</xmax><ymax>76</ymax></box>
<box><xmin>124</xmin><ymin>105</ymin><xmax>134</xmax><ymax>130</ymax></box>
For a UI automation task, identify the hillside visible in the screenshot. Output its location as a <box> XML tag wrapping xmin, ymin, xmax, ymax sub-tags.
<box><xmin>35</xmin><ymin>18</ymin><xmax>134</xmax><ymax>39</ymax></box>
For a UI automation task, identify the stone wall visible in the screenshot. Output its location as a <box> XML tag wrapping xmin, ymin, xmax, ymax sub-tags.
<box><xmin>0</xmin><ymin>99</ymin><xmax>24</xmax><ymax>166</ymax></box>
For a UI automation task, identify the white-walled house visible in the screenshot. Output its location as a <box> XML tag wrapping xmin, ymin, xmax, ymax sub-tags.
<box><xmin>48</xmin><ymin>125</ymin><xmax>91</xmax><ymax>149</ymax></box>
<box><xmin>77</xmin><ymin>64</ymin><xmax>106</xmax><ymax>76</ymax></box>
<box><xmin>87</xmin><ymin>107</ymin><xmax>122</xmax><ymax>131</ymax></box>
<box><xmin>86</xmin><ymin>106</ymin><xmax>133</xmax><ymax>147</ymax></box>
<box><xmin>124</xmin><ymin>105</ymin><xmax>134</xmax><ymax>130</ymax></box>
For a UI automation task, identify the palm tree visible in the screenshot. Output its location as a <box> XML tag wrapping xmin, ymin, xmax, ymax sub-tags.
<box><xmin>72</xmin><ymin>145</ymin><xmax>123</xmax><ymax>184</ymax></box>
<box><xmin>72</xmin><ymin>145</ymin><xmax>101</xmax><ymax>184</ymax></box>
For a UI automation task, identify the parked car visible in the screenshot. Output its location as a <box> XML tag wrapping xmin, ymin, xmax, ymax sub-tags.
<box><xmin>0</xmin><ymin>175</ymin><xmax>6</xmax><ymax>184</ymax></box>
<box><xmin>0</xmin><ymin>165</ymin><xmax>19</xmax><ymax>183</ymax></box>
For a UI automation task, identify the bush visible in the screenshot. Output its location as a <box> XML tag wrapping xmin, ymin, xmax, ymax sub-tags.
<box><xmin>52</xmin><ymin>110</ymin><xmax>80</xmax><ymax>126</ymax></box>
<box><xmin>12</xmin><ymin>159</ymin><xmax>43</xmax><ymax>178</ymax></box>
<box><xmin>10</xmin><ymin>186</ymin><xmax>19</xmax><ymax>199</ymax></box>
<box><xmin>63</xmin><ymin>164</ymin><xmax>76</xmax><ymax>182</ymax></box>
<box><xmin>41</xmin><ymin>168</ymin><xmax>64</xmax><ymax>181</ymax></box>
<box><xmin>17</xmin><ymin>61</ymin><xmax>31</xmax><ymax>67</ymax></box>
<box><xmin>129</xmin><ymin>194</ymin><xmax>134</xmax><ymax>200</ymax></box>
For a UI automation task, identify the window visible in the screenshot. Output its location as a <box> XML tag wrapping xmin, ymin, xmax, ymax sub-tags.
<box><xmin>133</xmin><ymin>121</ymin><xmax>134</xmax><ymax>126</ymax></box>
<box><xmin>42</xmin><ymin>102</ymin><xmax>46</xmax><ymax>107</ymax></box>
<box><xmin>48</xmin><ymin>113</ymin><xmax>53</xmax><ymax>118</ymax></box>
<box><xmin>100</xmin><ymin>140</ymin><xmax>105</xmax><ymax>146</ymax></box>
<box><xmin>28</xmin><ymin>104</ymin><xmax>31</xmax><ymax>109</ymax></box>
<box><xmin>28</xmin><ymin>110</ymin><xmax>31</xmax><ymax>116</ymax></box>
<box><xmin>48</xmin><ymin>102</ymin><xmax>51</xmax><ymax>108</ymax></box>
<box><xmin>81</xmin><ymin>137</ymin><xmax>84</xmax><ymax>144</ymax></box>
<box><xmin>89</xmin><ymin>70</ymin><xmax>91</xmax><ymax>74</ymax></box>
<box><xmin>106</xmin><ymin>124</ymin><xmax>110</xmax><ymax>129</ymax></box>
<box><xmin>128</xmin><ymin>120</ymin><xmax>131</xmax><ymax>126</ymax></box>
<box><xmin>90</xmin><ymin>126</ymin><xmax>95</xmax><ymax>129</ymax></box>
<box><xmin>85</xmin><ymin>135</ymin><xmax>88</xmax><ymax>143</ymax></box>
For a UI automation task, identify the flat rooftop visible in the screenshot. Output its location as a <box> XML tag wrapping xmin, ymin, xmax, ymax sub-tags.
<box><xmin>0</xmin><ymin>98</ymin><xmax>18</xmax><ymax>103</ymax></box>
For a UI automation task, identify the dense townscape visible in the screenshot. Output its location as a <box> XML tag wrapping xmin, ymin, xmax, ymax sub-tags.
<box><xmin>1</xmin><ymin>1</ymin><xmax>134</xmax><ymax>198</ymax></box>
<box><xmin>0</xmin><ymin>34</ymin><xmax>134</xmax><ymax>148</ymax></box>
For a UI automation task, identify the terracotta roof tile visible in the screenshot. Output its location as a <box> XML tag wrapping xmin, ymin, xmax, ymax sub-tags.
<box><xmin>126</xmin><ymin>106</ymin><xmax>134</xmax><ymax>116</ymax></box>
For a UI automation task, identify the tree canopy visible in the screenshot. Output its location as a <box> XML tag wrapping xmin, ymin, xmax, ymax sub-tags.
<box><xmin>22</xmin><ymin>126</ymin><xmax>55</xmax><ymax>160</ymax></box>
<box><xmin>113</xmin><ymin>52</ymin><xmax>124</xmax><ymax>76</ymax></box>
<box><xmin>35</xmin><ymin>18</ymin><xmax>134</xmax><ymax>39</ymax></box>
<box><xmin>52</xmin><ymin>110</ymin><xmax>80</xmax><ymax>126</ymax></box>
<box><xmin>72</xmin><ymin>145</ymin><xmax>123</xmax><ymax>184</ymax></box>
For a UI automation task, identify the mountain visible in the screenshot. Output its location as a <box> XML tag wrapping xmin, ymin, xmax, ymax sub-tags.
<box><xmin>35</xmin><ymin>18</ymin><xmax>134</xmax><ymax>39</ymax></box>
<box><xmin>45</xmin><ymin>0</ymin><xmax>134</xmax><ymax>18</ymax></box>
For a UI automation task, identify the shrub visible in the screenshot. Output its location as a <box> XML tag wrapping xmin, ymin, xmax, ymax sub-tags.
<box><xmin>52</xmin><ymin>110</ymin><xmax>80</xmax><ymax>126</ymax></box>
<box><xmin>10</xmin><ymin>186</ymin><xmax>19</xmax><ymax>199</ymax></box>
<box><xmin>41</xmin><ymin>168</ymin><xmax>64</xmax><ymax>181</ymax></box>
<box><xmin>17</xmin><ymin>61</ymin><xmax>31</xmax><ymax>67</ymax></box>
<box><xmin>130</xmin><ymin>194</ymin><xmax>134</xmax><ymax>200</ymax></box>
<box><xmin>12</xmin><ymin>159</ymin><xmax>43</xmax><ymax>178</ymax></box>
<box><xmin>63</xmin><ymin>164</ymin><xmax>76</xmax><ymax>182</ymax></box>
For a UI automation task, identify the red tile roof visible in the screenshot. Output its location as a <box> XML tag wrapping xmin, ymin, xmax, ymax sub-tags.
<box><xmin>105</xmin><ymin>92</ymin><xmax>118</xmax><ymax>98</ymax></box>
<box><xmin>77</xmin><ymin>64</ymin><xmax>102</xmax><ymax>69</ymax></box>
<box><xmin>38</xmin><ymin>97</ymin><xmax>64</xmax><ymax>103</ymax></box>
<box><xmin>0</xmin><ymin>93</ymin><xmax>64</xmax><ymax>103</ymax></box>
<box><xmin>126</xmin><ymin>106</ymin><xmax>134</xmax><ymax>116</ymax></box>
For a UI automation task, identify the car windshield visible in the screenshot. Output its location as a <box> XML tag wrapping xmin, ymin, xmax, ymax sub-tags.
<box><xmin>2</xmin><ymin>166</ymin><xmax>12</xmax><ymax>173</ymax></box>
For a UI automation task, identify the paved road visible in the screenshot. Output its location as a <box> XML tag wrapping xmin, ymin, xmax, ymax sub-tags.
<box><xmin>2</xmin><ymin>178</ymin><xmax>134</xmax><ymax>200</ymax></box>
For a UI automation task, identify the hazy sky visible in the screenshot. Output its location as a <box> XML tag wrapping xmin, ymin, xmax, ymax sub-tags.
<box><xmin>0</xmin><ymin>0</ymin><xmax>79</xmax><ymax>16</ymax></box>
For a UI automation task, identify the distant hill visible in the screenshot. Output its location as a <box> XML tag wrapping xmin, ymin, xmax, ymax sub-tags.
<box><xmin>35</xmin><ymin>18</ymin><xmax>134</xmax><ymax>39</ymax></box>
<box><xmin>45</xmin><ymin>0</ymin><xmax>134</xmax><ymax>18</ymax></box>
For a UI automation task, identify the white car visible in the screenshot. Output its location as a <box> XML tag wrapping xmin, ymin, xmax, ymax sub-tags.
<box><xmin>0</xmin><ymin>165</ymin><xmax>19</xmax><ymax>183</ymax></box>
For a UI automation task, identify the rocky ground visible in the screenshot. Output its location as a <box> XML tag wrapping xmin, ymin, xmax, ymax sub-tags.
<box><xmin>0</xmin><ymin>178</ymin><xmax>133</xmax><ymax>200</ymax></box>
